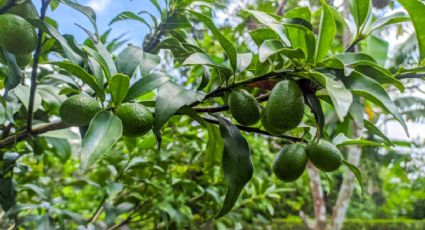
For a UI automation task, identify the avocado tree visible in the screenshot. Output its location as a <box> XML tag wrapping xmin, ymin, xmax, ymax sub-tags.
<box><xmin>0</xmin><ymin>0</ymin><xmax>424</xmax><ymax>229</ymax></box>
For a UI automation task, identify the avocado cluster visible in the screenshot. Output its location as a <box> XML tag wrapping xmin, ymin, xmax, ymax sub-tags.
<box><xmin>59</xmin><ymin>95</ymin><xmax>154</xmax><ymax>137</ymax></box>
<box><xmin>272</xmin><ymin>140</ymin><xmax>343</xmax><ymax>182</ymax></box>
<box><xmin>0</xmin><ymin>0</ymin><xmax>38</xmax><ymax>68</ymax></box>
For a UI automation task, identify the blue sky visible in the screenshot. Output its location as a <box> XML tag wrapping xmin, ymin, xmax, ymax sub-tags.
<box><xmin>33</xmin><ymin>0</ymin><xmax>165</xmax><ymax>45</ymax></box>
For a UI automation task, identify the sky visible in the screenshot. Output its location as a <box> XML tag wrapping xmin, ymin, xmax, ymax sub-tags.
<box><xmin>33</xmin><ymin>0</ymin><xmax>165</xmax><ymax>45</ymax></box>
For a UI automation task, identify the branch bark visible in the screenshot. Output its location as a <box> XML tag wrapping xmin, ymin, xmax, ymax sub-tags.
<box><xmin>306</xmin><ymin>162</ymin><xmax>327</xmax><ymax>230</ymax></box>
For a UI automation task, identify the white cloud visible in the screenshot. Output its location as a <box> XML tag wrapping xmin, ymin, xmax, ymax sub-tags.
<box><xmin>87</xmin><ymin>0</ymin><xmax>112</xmax><ymax>13</ymax></box>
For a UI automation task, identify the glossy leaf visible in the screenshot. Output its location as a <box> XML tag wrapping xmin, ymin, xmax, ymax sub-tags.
<box><xmin>189</xmin><ymin>10</ymin><xmax>237</xmax><ymax>72</ymax></box>
<box><xmin>216</xmin><ymin>117</ymin><xmax>253</xmax><ymax>218</ymax></box>
<box><xmin>182</xmin><ymin>52</ymin><xmax>229</xmax><ymax>70</ymax></box>
<box><xmin>109</xmin><ymin>74</ymin><xmax>130</xmax><ymax>106</ymax></box>
<box><xmin>109</xmin><ymin>11</ymin><xmax>150</xmax><ymax>29</ymax></box>
<box><xmin>349</xmin><ymin>0</ymin><xmax>371</xmax><ymax>33</ymax></box>
<box><xmin>60</xmin><ymin>0</ymin><xmax>98</xmax><ymax>35</ymax></box>
<box><xmin>116</xmin><ymin>45</ymin><xmax>160</xmax><ymax>77</ymax></box>
<box><xmin>398</xmin><ymin>0</ymin><xmax>425</xmax><ymax>60</ymax></box>
<box><xmin>352</xmin><ymin>61</ymin><xmax>403</xmax><ymax>91</ymax></box>
<box><xmin>154</xmin><ymin>81</ymin><xmax>203</xmax><ymax>131</ymax></box>
<box><xmin>309</xmin><ymin>72</ymin><xmax>353</xmax><ymax>121</ymax></box>
<box><xmin>367</xmin><ymin>12</ymin><xmax>409</xmax><ymax>35</ymax></box>
<box><xmin>50</xmin><ymin>61</ymin><xmax>105</xmax><ymax>100</ymax></box>
<box><xmin>14</xmin><ymin>85</ymin><xmax>42</xmax><ymax>112</ymax></box>
<box><xmin>333</xmin><ymin>133</ymin><xmax>387</xmax><ymax>148</ymax></box>
<box><xmin>364</xmin><ymin>120</ymin><xmax>393</xmax><ymax>146</ymax></box>
<box><xmin>343</xmin><ymin>160</ymin><xmax>364</xmax><ymax>194</ymax></box>
<box><xmin>315</xmin><ymin>0</ymin><xmax>336</xmax><ymax>64</ymax></box>
<box><xmin>125</xmin><ymin>72</ymin><xmax>170</xmax><ymax>102</ymax></box>
<box><xmin>284</xmin><ymin>23</ymin><xmax>316</xmax><ymax>63</ymax></box>
<box><xmin>2</xmin><ymin>49</ymin><xmax>22</xmax><ymax>96</ymax></box>
<box><xmin>259</xmin><ymin>39</ymin><xmax>304</xmax><ymax>62</ymax></box>
<box><xmin>80</xmin><ymin>111</ymin><xmax>123</xmax><ymax>171</ymax></box>
<box><xmin>237</xmin><ymin>53</ymin><xmax>253</xmax><ymax>72</ymax></box>
<box><xmin>342</xmin><ymin>71</ymin><xmax>408</xmax><ymax>135</ymax></box>
<box><xmin>246</xmin><ymin>10</ymin><xmax>290</xmax><ymax>46</ymax></box>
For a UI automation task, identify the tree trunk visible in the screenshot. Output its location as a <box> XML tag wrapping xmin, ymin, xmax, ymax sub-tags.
<box><xmin>304</xmin><ymin>162</ymin><xmax>327</xmax><ymax>230</ymax></box>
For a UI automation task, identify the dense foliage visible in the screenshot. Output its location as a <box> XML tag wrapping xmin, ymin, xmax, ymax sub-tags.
<box><xmin>0</xmin><ymin>0</ymin><xmax>424</xmax><ymax>229</ymax></box>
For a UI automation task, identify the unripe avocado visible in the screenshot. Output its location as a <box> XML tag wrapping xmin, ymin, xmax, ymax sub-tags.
<box><xmin>228</xmin><ymin>89</ymin><xmax>261</xmax><ymax>126</ymax></box>
<box><xmin>115</xmin><ymin>103</ymin><xmax>154</xmax><ymax>137</ymax></box>
<box><xmin>0</xmin><ymin>0</ymin><xmax>39</xmax><ymax>19</ymax></box>
<box><xmin>59</xmin><ymin>94</ymin><xmax>101</xmax><ymax>127</ymax></box>
<box><xmin>0</xmin><ymin>14</ymin><xmax>37</xmax><ymax>55</ymax></box>
<box><xmin>263</xmin><ymin>80</ymin><xmax>304</xmax><ymax>134</ymax></box>
<box><xmin>272</xmin><ymin>143</ymin><xmax>307</xmax><ymax>182</ymax></box>
<box><xmin>306</xmin><ymin>139</ymin><xmax>343</xmax><ymax>172</ymax></box>
<box><xmin>261</xmin><ymin>110</ymin><xmax>285</xmax><ymax>135</ymax></box>
<box><xmin>0</xmin><ymin>51</ymin><xmax>31</xmax><ymax>68</ymax></box>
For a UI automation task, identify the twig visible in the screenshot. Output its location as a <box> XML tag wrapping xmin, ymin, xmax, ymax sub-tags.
<box><xmin>276</xmin><ymin>0</ymin><xmax>288</xmax><ymax>16</ymax></box>
<box><xmin>27</xmin><ymin>0</ymin><xmax>51</xmax><ymax>133</ymax></box>
<box><xmin>193</xmin><ymin>94</ymin><xmax>270</xmax><ymax>113</ymax></box>
<box><xmin>0</xmin><ymin>0</ymin><xmax>17</xmax><ymax>14</ymax></box>
<box><xmin>201</xmin><ymin>116</ymin><xmax>304</xmax><ymax>142</ymax></box>
<box><xmin>0</xmin><ymin>121</ymin><xmax>67</xmax><ymax>148</ymax></box>
<box><xmin>396</xmin><ymin>73</ymin><xmax>425</xmax><ymax>80</ymax></box>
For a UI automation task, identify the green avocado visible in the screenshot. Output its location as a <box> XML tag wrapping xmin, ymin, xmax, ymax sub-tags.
<box><xmin>0</xmin><ymin>51</ymin><xmax>32</xmax><ymax>68</ymax></box>
<box><xmin>59</xmin><ymin>94</ymin><xmax>101</xmax><ymax>127</ymax></box>
<box><xmin>272</xmin><ymin>143</ymin><xmax>307</xmax><ymax>182</ymax></box>
<box><xmin>0</xmin><ymin>0</ymin><xmax>39</xmax><ymax>19</ymax></box>
<box><xmin>115</xmin><ymin>103</ymin><xmax>154</xmax><ymax>137</ymax></box>
<box><xmin>263</xmin><ymin>80</ymin><xmax>304</xmax><ymax>134</ymax></box>
<box><xmin>306</xmin><ymin>139</ymin><xmax>343</xmax><ymax>172</ymax></box>
<box><xmin>228</xmin><ymin>89</ymin><xmax>261</xmax><ymax>126</ymax></box>
<box><xmin>0</xmin><ymin>14</ymin><xmax>37</xmax><ymax>55</ymax></box>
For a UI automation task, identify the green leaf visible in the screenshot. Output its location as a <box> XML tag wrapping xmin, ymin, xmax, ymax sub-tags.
<box><xmin>27</xmin><ymin>19</ymin><xmax>82</xmax><ymax>64</ymax></box>
<box><xmin>352</xmin><ymin>61</ymin><xmax>404</xmax><ymax>91</ymax></box>
<box><xmin>216</xmin><ymin>117</ymin><xmax>253</xmax><ymax>218</ymax></box>
<box><xmin>342</xmin><ymin>71</ymin><xmax>408</xmax><ymax>135</ymax></box>
<box><xmin>1</xmin><ymin>49</ymin><xmax>22</xmax><ymax>96</ymax></box>
<box><xmin>154</xmin><ymin>82</ymin><xmax>203</xmax><ymax>131</ymax></box>
<box><xmin>299</xmin><ymin>80</ymin><xmax>325</xmax><ymax>136</ymax></box>
<box><xmin>182</xmin><ymin>52</ymin><xmax>229</xmax><ymax>70</ymax></box>
<box><xmin>284</xmin><ymin>7</ymin><xmax>311</xmax><ymax>22</ymax></box>
<box><xmin>116</xmin><ymin>45</ymin><xmax>160</xmax><ymax>77</ymax></box>
<box><xmin>109</xmin><ymin>74</ymin><xmax>130</xmax><ymax>106</ymax></box>
<box><xmin>308</xmin><ymin>72</ymin><xmax>353</xmax><ymax>121</ymax></box>
<box><xmin>321</xmin><ymin>53</ymin><xmax>376</xmax><ymax>76</ymax></box>
<box><xmin>249</xmin><ymin>28</ymin><xmax>278</xmax><ymax>46</ymax></box>
<box><xmin>109</xmin><ymin>11</ymin><xmax>150</xmax><ymax>29</ymax></box>
<box><xmin>125</xmin><ymin>72</ymin><xmax>170</xmax><ymax>102</ymax></box>
<box><xmin>13</xmin><ymin>85</ymin><xmax>42</xmax><ymax>112</ymax></box>
<box><xmin>365</xmin><ymin>35</ymin><xmax>388</xmax><ymax>67</ymax></box>
<box><xmin>83</xmin><ymin>46</ymin><xmax>115</xmax><ymax>80</ymax></box>
<box><xmin>80</xmin><ymin>111</ymin><xmax>123</xmax><ymax>171</ymax></box>
<box><xmin>237</xmin><ymin>53</ymin><xmax>253</xmax><ymax>72</ymax></box>
<box><xmin>205</xmin><ymin>123</ymin><xmax>224</xmax><ymax>169</ymax></box>
<box><xmin>284</xmin><ymin>23</ymin><xmax>316</xmax><ymax>63</ymax></box>
<box><xmin>364</xmin><ymin>120</ymin><xmax>393</xmax><ymax>146</ymax></box>
<box><xmin>343</xmin><ymin>160</ymin><xmax>364</xmax><ymax>194</ymax></box>
<box><xmin>323</xmin><ymin>172</ymin><xmax>334</xmax><ymax>194</ymax></box>
<box><xmin>349</xmin><ymin>0</ymin><xmax>371</xmax><ymax>33</ymax></box>
<box><xmin>45</xmin><ymin>137</ymin><xmax>71</xmax><ymax>163</ymax></box>
<box><xmin>259</xmin><ymin>39</ymin><xmax>304</xmax><ymax>62</ymax></box>
<box><xmin>246</xmin><ymin>10</ymin><xmax>291</xmax><ymax>46</ymax></box>
<box><xmin>333</xmin><ymin>133</ymin><xmax>387</xmax><ymax>149</ymax></box>
<box><xmin>398</xmin><ymin>0</ymin><xmax>425</xmax><ymax>60</ymax></box>
<box><xmin>60</xmin><ymin>0</ymin><xmax>98</xmax><ymax>36</ymax></box>
<box><xmin>348</xmin><ymin>95</ymin><xmax>364</xmax><ymax>128</ymax></box>
<box><xmin>367</xmin><ymin>12</ymin><xmax>409</xmax><ymax>35</ymax></box>
<box><xmin>189</xmin><ymin>10</ymin><xmax>237</xmax><ymax>72</ymax></box>
<box><xmin>49</xmin><ymin>61</ymin><xmax>105</xmax><ymax>101</ymax></box>
<box><xmin>315</xmin><ymin>0</ymin><xmax>336</xmax><ymax>64</ymax></box>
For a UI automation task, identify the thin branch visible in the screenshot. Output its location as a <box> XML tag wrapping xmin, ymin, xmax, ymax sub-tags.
<box><xmin>201</xmin><ymin>116</ymin><xmax>304</xmax><ymax>142</ymax></box>
<box><xmin>0</xmin><ymin>121</ymin><xmax>67</xmax><ymax>149</ymax></box>
<box><xmin>193</xmin><ymin>94</ymin><xmax>270</xmax><ymax>113</ymax></box>
<box><xmin>0</xmin><ymin>0</ymin><xmax>17</xmax><ymax>14</ymax></box>
<box><xmin>396</xmin><ymin>73</ymin><xmax>425</xmax><ymax>80</ymax></box>
<box><xmin>276</xmin><ymin>0</ymin><xmax>288</xmax><ymax>16</ymax></box>
<box><xmin>27</xmin><ymin>0</ymin><xmax>51</xmax><ymax>132</ymax></box>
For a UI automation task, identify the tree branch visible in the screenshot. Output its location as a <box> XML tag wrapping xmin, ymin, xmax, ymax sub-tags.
<box><xmin>201</xmin><ymin>116</ymin><xmax>304</xmax><ymax>142</ymax></box>
<box><xmin>27</xmin><ymin>0</ymin><xmax>51</xmax><ymax>132</ymax></box>
<box><xmin>396</xmin><ymin>73</ymin><xmax>425</xmax><ymax>80</ymax></box>
<box><xmin>193</xmin><ymin>94</ymin><xmax>270</xmax><ymax>113</ymax></box>
<box><xmin>0</xmin><ymin>121</ymin><xmax>67</xmax><ymax>149</ymax></box>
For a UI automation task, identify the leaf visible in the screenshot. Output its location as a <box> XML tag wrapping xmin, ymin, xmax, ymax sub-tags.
<box><xmin>125</xmin><ymin>72</ymin><xmax>170</xmax><ymax>102</ymax></box>
<box><xmin>205</xmin><ymin>123</ymin><xmax>224</xmax><ymax>169</ymax></box>
<box><xmin>304</xmin><ymin>92</ymin><xmax>324</xmax><ymax>137</ymax></box>
<box><xmin>398</xmin><ymin>0</ymin><xmax>425</xmax><ymax>60</ymax></box>
<box><xmin>249</xmin><ymin>28</ymin><xmax>278</xmax><ymax>46</ymax></box>
<box><xmin>83</xmin><ymin>46</ymin><xmax>114</xmax><ymax>80</ymax></box>
<box><xmin>284</xmin><ymin>7</ymin><xmax>311</xmax><ymax>22</ymax></box>
<box><xmin>154</xmin><ymin>81</ymin><xmax>203</xmax><ymax>131</ymax></box>
<box><xmin>216</xmin><ymin>117</ymin><xmax>253</xmax><ymax>218</ymax></box>
<box><xmin>116</xmin><ymin>45</ymin><xmax>160</xmax><ymax>77</ymax></box>
<box><xmin>93</xmin><ymin>42</ymin><xmax>118</xmax><ymax>77</ymax></box>
<box><xmin>364</xmin><ymin>120</ymin><xmax>393</xmax><ymax>146</ymax></box>
<box><xmin>367</xmin><ymin>12</ymin><xmax>409</xmax><ymax>35</ymax></box>
<box><xmin>237</xmin><ymin>53</ymin><xmax>252</xmax><ymax>72</ymax></box>
<box><xmin>182</xmin><ymin>52</ymin><xmax>228</xmax><ymax>70</ymax></box>
<box><xmin>27</xmin><ymin>19</ymin><xmax>82</xmax><ymax>64</ymax></box>
<box><xmin>343</xmin><ymin>160</ymin><xmax>364</xmax><ymax>194</ymax></box>
<box><xmin>365</xmin><ymin>35</ymin><xmax>388</xmax><ymax>67</ymax></box>
<box><xmin>348</xmin><ymin>95</ymin><xmax>364</xmax><ymax>128</ymax></box>
<box><xmin>284</xmin><ymin>23</ymin><xmax>316</xmax><ymax>63</ymax></box>
<box><xmin>189</xmin><ymin>10</ymin><xmax>237</xmax><ymax>72</ymax></box>
<box><xmin>323</xmin><ymin>172</ymin><xmax>334</xmax><ymax>194</ymax></box>
<box><xmin>351</xmin><ymin>61</ymin><xmax>404</xmax><ymax>91</ymax></box>
<box><xmin>49</xmin><ymin>61</ymin><xmax>105</xmax><ymax>100</ymax></box>
<box><xmin>308</xmin><ymin>72</ymin><xmax>353</xmax><ymax>121</ymax></box>
<box><xmin>333</xmin><ymin>133</ymin><xmax>387</xmax><ymax>148</ymax></box>
<box><xmin>60</xmin><ymin>0</ymin><xmax>98</xmax><ymax>36</ymax></box>
<box><xmin>349</xmin><ymin>0</ymin><xmax>371</xmax><ymax>33</ymax></box>
<box><xmin>45</xmin><ymin>137</ymin><xmax>71</xmax><ymax>163</ymax></box>
<box><xmin>109</xmin><ymin>74</ymin><xmax>130</xmax><ymax>106</ymax></box>
<box><xmin>259</xmin><ymin>39</ymin><xmax>304</xmax><ymax>62</ymax></box>
<box><xmin>321</xmin><ymin>53</ymin><xmax>376</xmax><ymax>76</ymax></box>
<box><xmin>79</xmin><ymin>111</ymin><xmax>123</xmax><ymax>171</ymax></box>
<box><xmin>246</xmin><ymin>10</ymin><xmax>291</xmax><ymax>46</ymax></box>
<box><xmin>342</xmin><ymin>71</ymin><xmax>408</xmax><ymax>135</ymax></box>
<box><xmin>315</xmin><ymin>0</ymin><xmax>336</xmax><ymax>64</ymax></box>
<box><xmin>1</xmin><ymin>49</ymin><xmax>22</xmax><ymax>96</ymax></box>
<box><xmin>13</xmin><ymin>85</ymin><xmax>42</xmax><ymax>112</ymax></box>
<box><xmin>0</xmin><ymin>178</ymin><xmax>16</xmax><ymax>211</ymax></box>
<box><xmin>109</xmin><ymin>11</ymin><xmax>150</xmax><ymax>28</ymax></box>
